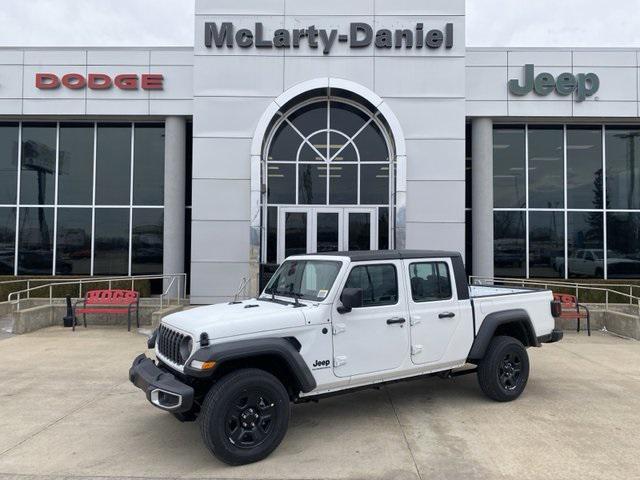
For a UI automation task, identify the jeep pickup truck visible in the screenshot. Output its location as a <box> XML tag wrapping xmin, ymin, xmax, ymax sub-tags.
<box><xmin>130</xmin><ymin>250</ymin><xmax>563</xmax><ymax>465</ymax></box>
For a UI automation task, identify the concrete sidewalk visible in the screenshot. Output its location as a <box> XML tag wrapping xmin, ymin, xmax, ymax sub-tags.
<box><xmin>0</xmin><ymin>327</ymin><xmax>639</xmax><ymax>480</ymax></box>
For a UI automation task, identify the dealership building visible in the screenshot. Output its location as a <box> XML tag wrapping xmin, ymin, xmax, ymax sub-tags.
<box><xmin>0</xmin><ymin>0</ymin><xmax>639</xmax><ymax>303</ymax></box>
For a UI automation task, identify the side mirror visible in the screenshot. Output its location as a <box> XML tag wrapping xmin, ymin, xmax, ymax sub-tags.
<box><xmin>338</xmin><ymin>288</ymin><xmax>363</xmax><ymax>313</ymax></box>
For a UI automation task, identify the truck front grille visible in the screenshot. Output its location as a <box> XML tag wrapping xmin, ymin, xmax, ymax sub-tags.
<box><xmin>158</xmin><ymin>325</ymin><xmax>187</xmax><ymax>366</ymax></box>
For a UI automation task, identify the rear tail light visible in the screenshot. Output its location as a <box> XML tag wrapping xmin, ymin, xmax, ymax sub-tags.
<box><xmin>551</xmin><ymin>300</ymin><xmax>562</xmax><ymax>318</ymax></box>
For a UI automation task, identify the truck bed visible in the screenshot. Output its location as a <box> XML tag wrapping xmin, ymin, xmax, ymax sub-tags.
<box><xmin>469</xmin><ymin>284</ymin><xmax>539</xmax><ymax>298</ymax></box>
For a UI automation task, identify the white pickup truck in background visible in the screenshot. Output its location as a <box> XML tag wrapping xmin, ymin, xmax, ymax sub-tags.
<box><xmin>130</xmin><ymin>250</ymin><xmax>563</xmax><ymax>465</ymax></box>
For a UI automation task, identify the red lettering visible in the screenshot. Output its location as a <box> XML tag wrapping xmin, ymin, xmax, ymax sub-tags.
<box><xmin>141</xmin><ymin>73</ymin><xmax>164</xmax><ymax>90</ymax></box>
<box><xmin>114</xmin><ymin>74</ymin><xmax>138</xmax><ymax>90</ymax></box>
<box><xmin>88</xmin><ymin>73</ymin><xmax>112</xmax><ymax>90</ymax></box>
<box><xmin>61</xmin><ymin>73</ymin><xmax>86</xmax><ymax>90</ymax></box>
<box><xmin>35</xmin><ymin>73</ymin><xmax>60</xmax><ymax>89</ymax></box>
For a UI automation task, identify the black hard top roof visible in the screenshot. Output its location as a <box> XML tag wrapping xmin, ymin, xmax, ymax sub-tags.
<box><xmin>312</xmin><ymin>250</ymin><xmax>462</xmax><ymax>261</ymax></box>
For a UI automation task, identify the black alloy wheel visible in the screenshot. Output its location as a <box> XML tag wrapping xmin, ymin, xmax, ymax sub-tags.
<box><xmin>200</xmin><ymin>368</ymin><xmax>290</xmax><ymax>465</ymax></box>
<box><xmin>477</xmin><ymin>335</ymin><xmax>530</xmax><ymax>402</ymax></box>
<box><xmin>224</xmin><ymin>389</ymin><xmax>277</xmax><ymax>449</ymax></box>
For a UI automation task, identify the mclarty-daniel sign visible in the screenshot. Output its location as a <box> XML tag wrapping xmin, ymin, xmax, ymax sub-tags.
<box><xmin>204</xmin><ymin>22</ymin><xmax>454</xmax><ymax>54</ymax></box>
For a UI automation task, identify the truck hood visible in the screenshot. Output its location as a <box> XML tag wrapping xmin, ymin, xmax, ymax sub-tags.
<box><xmin>160</xmin><ymin>298</ymin><xmax>308</xmax><ymax>340</ymax></box>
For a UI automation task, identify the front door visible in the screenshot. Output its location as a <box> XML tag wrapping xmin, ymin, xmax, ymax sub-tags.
<box><xmin>277</xmin><ymin>207</ymin><xmax>377</xmax><ymax>262</ymax></box>
<box><xmin>332</xmin><ymin>260</ymin><xmax>410</xmax><ymax>378</ymax></box>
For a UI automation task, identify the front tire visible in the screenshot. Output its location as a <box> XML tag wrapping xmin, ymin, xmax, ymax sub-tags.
<box><xmin>477</xmin><ymin>336</ymin><xmax>529</xmax><ymax>402</ymax></box>
<box><xmin>200</xmin><ymin>368</ymin><xmax>290</xmax><ymax>466</ymax></box>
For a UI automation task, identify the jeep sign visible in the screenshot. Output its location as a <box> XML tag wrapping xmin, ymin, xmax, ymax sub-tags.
<box><xmin>508</xmin><ymin>64</ymin><xmax>599</xmax><ymax>102</ymax></box>
<box><xmin>204</xmin><ymin>22</ymin><xmax>454</xmax><ymax>55</ymax></box>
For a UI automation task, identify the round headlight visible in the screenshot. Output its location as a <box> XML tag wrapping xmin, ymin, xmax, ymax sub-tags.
<box><xmin>179</xmin><ymin>336</ymin><xmax>193</xmax><ymax>364</ymax></box>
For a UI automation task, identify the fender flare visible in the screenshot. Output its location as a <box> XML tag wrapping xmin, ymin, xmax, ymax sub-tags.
<box><xmin>185</xmin><ymin>337</ymin><xmax>317</xmax><ymax>393</ymax></box>
<box><xmin>467</xmin><ymin>309</ymin><xmax>539</xmax><ymax>362</ymax></box>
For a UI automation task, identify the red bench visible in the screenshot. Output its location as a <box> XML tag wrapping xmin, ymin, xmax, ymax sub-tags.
<box><xmin>74</xmin><ymin>289</ymin><xmax>140</xmax><ymax>332</ymax></box>
<box><xmin>553</xmin><ymin>293</ymin><xmax>591</xmax><ymax>336</ymax></box>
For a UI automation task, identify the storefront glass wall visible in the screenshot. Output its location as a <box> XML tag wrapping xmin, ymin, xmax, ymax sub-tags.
<box><xmin>490</xmin><ymin>124</ymin><xmax>640</xmax><ymax>279</ymax></box>
<box><xmin>0</xmin><ymin>121</ymin><xmax>164</xmax><ymax>276</ymax></box>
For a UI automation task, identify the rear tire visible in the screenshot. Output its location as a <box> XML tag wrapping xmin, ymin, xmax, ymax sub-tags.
<box><xmin>199</xmin><ymin>368</ymin><xmax>290</xmax><ymax>465</ymax></box>
<box><xmin>477</xmin><ymin>336</ymin><xmax>529</xmax><ymax>402</ymax></box>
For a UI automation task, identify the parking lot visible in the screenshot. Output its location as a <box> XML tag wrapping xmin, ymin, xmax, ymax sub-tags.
<box><xmin>0</xmin><ymin>327</ymin><xmax>639</xmax><ymax>480</ymax></box>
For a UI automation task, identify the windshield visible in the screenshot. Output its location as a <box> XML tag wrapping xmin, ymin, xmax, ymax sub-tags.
<box><xmin>263</xmin><ymin>260</ymin><xmax>342</xmax><ymax>302</ymax></box>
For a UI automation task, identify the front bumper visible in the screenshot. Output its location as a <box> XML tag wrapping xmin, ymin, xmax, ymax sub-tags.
<box><xmin>129</xmin><ymin>354</ymin><xmax>195</xmax><ymax>412</ymax></box>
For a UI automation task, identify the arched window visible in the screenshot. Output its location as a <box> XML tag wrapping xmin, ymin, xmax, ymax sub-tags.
<box><xmin>263</xmin><ymin>95</ymin><xmax>396</xmax><ymax>264</ymax></box>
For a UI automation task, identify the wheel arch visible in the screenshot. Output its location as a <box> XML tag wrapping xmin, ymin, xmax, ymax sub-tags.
<box><xmin>186</xmin><ymin>337</ymin><xmax>317</xmax><ymax>396</ymax></box>
<box><xmin>467</xmin><ymin>309</ymin><xmax>539</xmax><ymax>362</ymax></box>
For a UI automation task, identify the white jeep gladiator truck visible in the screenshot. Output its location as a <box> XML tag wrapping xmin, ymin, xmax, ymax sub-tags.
<box><xmin>130</xmin><ymin>250</ymin><xmax>563</xmax><ymax>465</ymax></box>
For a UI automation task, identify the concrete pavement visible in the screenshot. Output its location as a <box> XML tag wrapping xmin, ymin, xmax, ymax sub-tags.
<box><xmin>0</xmin><ymin>327</ymin><xmax>639</xmax><ymax>480</ymax></box>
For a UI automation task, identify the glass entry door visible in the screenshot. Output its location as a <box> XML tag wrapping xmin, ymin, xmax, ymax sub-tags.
<box><xmin>277</xmin><ymin>207</ymin><xmax>377</xmax><ymax>262</ymax></box>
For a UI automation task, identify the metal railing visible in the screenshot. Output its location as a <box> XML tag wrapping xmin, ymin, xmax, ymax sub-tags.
<box><xmin>6</xmin><ymin>273</ymin><xmax>187</xmax><ymax>311</ymax></box>
<box><xmin>469</xmin><ymin>276</ymin><xmax>640</xmax><ymax>317</ymax></box>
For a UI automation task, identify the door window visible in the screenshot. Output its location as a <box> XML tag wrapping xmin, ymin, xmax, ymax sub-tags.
<box><xmin>344</xmin><ymin>264</ymin><xmax>398</xmax><ymax>307</ymax></box>
<box><xmin>284</xmin><ymin>212</ymin><xmax>307</xmax><ymax>258</ymax></box>
<box><xmin>409</xmin><ymin>262</ymin><xmax>452</xmax><ymax>302</ymax></box>
<box><xmin>348</xmin><ymin>212</ymin><xmax>371</xmax><ymax>251</ymax></box>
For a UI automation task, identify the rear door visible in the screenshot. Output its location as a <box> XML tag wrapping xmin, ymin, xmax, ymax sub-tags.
<box><xmin>332</xmin><ymin>260</ymin><xmax>409</xmax><ymax>378</ymax></box>
<box><xmin>404</xmin><ymin>259</ymin><xmax>462</xmax><ymax>365</ymax></box>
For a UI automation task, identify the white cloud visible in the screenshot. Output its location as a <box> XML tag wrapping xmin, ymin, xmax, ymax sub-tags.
<box><xmin>0</xmin><ymin>0</ymin><xmax>638</xmax><ymax>48</ymax></box>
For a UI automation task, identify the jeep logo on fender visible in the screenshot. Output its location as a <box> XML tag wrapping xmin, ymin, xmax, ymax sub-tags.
<box><xmin>35</xmin><ymin>73</ymin><xmax>164</xmax><ymax>91</ymax></box>
<box><xmin>312</xmin><ymin>359</ymin><xmax>330</xmax><ymax>369</ymax></box>
<box><xmin>509</xmin><ymin>64</ymin><xmax>599</xmax><ymax>102</ymax></box>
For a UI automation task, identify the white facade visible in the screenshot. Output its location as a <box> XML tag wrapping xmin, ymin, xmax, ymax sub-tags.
<box><xmin>0</xmin><ymin>0</ymin><xmax>639</xmax><ymax>302</ymax></box>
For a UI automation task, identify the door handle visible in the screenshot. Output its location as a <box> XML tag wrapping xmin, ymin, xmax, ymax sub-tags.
<box><xmin>387</xmin><ymin>317</ymin><xmax>406</xmax><ymax>325</ymax></box>
<box><xmin>439</xmin><ymin>312</ymin><xmax>456</xmax><ymax>319</ymax></box>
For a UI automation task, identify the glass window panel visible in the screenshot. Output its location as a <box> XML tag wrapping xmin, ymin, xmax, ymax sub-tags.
<box><xmin>494</xmin><ymin>126</ymin><xmax>526</xmax><ymax>208</ymax></box>
<box><xmin>329</xmin><ymin>132</ymin><xmax>357</xmax><ymax>162</ymax></box>
<box><xmin>287</xmin><ymin>102</ymin><xmax>327</xmax><ymax>138</ymax></box>
<box><xmin>330</xmin><ymin>102</ymin><xmax>369</xmax><ymax>137</ymax></box>
<box><xmin>494</xmin><ymin>211</ymin><xmax>525</xmax><ymax>277</ymax></box>
<box><xmin>567</xmin><ymin>212</ymin><xmax>604</xmax><ymax>278</ymax></box>
<box><xmin>567</xmin><ymin>126</ymin><xmax>603</xmax><ymax>209</ymax></box>
<box><xmin>133</xmin><ymin>124</ymin><xmax>164</xmax><ymax>206</ymax></box>
<box><xmin>299</xmin><ymin>164</ymin><xmax>327</xmax><ymax>205</ymax></box>
<box><xmin>465</xmin><ymin>210</ymin><xmax>472</xmax><ymax>275</ymax></box>
<box><xmin>378</xmin><ymin>207</ymin><xmax>389</xmax><ymax>250</ymax></box>
<box><xmin>529</xmin><ymin>211</ymin><xmax>564</xmax><ymax>278</ymax></box>
<box><xmin>58</xmin><ymin>123</ymin><xmax>94</xmax><ymax>205</ymax></box>
<box><xmin>299</xmin><ymin>133</ymin><xmax>326</xmax><ymax>162</ymax></box>
<box><xmin>185</xmin><ymin>207</ymin><xmax>191</xmax><ymax>293</ymax></box>
<box><xmin>93</xmin><ymin>208</ymin><xmax>130</xmax><ymax>275</ymax></box>
<box><xmin>185</xmin><ymin>122</ymin><xmax>192</xmax><ymax>207</ymax></box>
<box><xmin>360</xmin><ymin>164</ymin><xmax>389</xmax><ymax>205</ymax></box>
<box><xmin>607</xmin><ymin>212</ymin><xmax>640</xmax><ymax>278</ymax></box>
<box><xmin>528</xmin><ymin>126</ymin><xmax>564</xmax><ymax>208</ymax></box>
<box><xmin>329</xmin><ymin>164</ymin><xmax>357</xmax><ymax>205</ymax></box>
<box><xmin>267</xmin><ymin>163</ymin><xmax>295</xmax><ymax>204</ymax></box>
<box><xmin>21</xmin><ymin>123</ymin><xmax>56</xmax><ymax>205</ymax></box>
<box><xmin>409</xmin><ymin>262</ymin><xmax>452</xmax><ymax>302</ymax></box>
<box><xmin>268</xmin><ymin>122</ymin><xmax>302</xmax><ymax>161</ymax></box>
<box><xmin>17</xmin><ymin>207</ymin><xmax>53</xmax><ymax>275</ymax></box>
<box><xmin>465</xmin><ymin>123</ymin><xmax>472</xmax><ymax>209</ymax></box>
<box><xmin>348</xmin><ymin>212</ymin><xmax>371</xmax><ymax>251</ymax></box>
<box><xmin>285</xmin><ymin>212</ymin><xmax>307</xmax><ymax>258</ymax></box>
<box><xmin>96</xmin><ymin>124</ymin><xmax>131</xmax><ymax>205</ymax></box>
<box><xmin>266</xmin><ymin>206</ymin><xmax>277</xmax><ymax>264</ymax></box>
<box><xmin>56</xmin><ymin>208</ymin><xmax>91</xmax><ymax>275</ymax></box>
<box><xmin>605</xmin><ymin>127</ymin><xmax>640</xmax><ymax>210</ymax></box>
<box><xmin>316</xmin><ymin>212</ymin><xmax>339</xmax><ymax>253</ymax></box>
<box><xmin>132</xmin><ymin>208</ymin><xmax>163</xmax><ymax>274</ymax></box>
<box><xmin>0</xmin><ymin>123</ymin><xmax>19</xmax><ymax>205</ymax></box>
<box><xmin>353</xmin><ymin>122</ymin><xmax>389</xmax><ymax>162</ymax></box>
<box><xmin>0</xmin><ymin>207</ymin><xmax>16</xmax><ymax>274</ymax></box>
<box><xmin>344</xmin><ymin>264</ymin><xmax>398</xmax><ymax>306</ymax></box>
